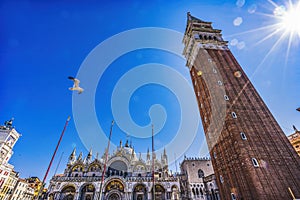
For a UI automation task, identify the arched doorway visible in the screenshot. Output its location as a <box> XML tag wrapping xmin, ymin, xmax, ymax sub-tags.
<box><xmin>108</xmin><ymin>192</ymin><xmax>121</xmax><ymax>200</ymax></box>
<box><xmin>152</xmin><ymin>184</ymin><xmax>165</xmax><ymax>200</ymax></box>
<box><xmin>133</xmin><ymin>184</ymin><xmax>147</xmax><ymax>200</ymax></box>
<box><xmin>60</xmin><ymin>185</ymin><xmax>76</xmax><ymax>200</ymax></box>
<box><xmin>79</xmin><ymin>184</ymin><xmax>95</xmax><ymax>200</ymax></box>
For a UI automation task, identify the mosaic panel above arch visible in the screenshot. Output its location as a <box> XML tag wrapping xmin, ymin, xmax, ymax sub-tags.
<box><xmin>105</xmin><ymin>179</ymin><xmax>125</xmax><ymax>192</ymax></box>
<box><xmin>88</xmin><ymin>163</ymin><xmax>101</xmax><ymax>172</ymax></box>
<box><xmin>72</xmin><ymin>164</ymin><xmax>84</xmax><ymax>172</ymax></box>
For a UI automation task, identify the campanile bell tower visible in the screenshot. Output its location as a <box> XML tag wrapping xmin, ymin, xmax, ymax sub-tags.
<box><xmin>183</xmin><ymin>13</ymin><xmax>300</xmax><ymax>199</ymax></box>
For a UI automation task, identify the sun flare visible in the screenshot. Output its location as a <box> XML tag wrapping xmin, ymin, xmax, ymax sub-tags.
<box><xmin>275</xmin><ymin>1</ymin><xmax>300</xmax><ymax>37</ymax></box>
<box><xmin>225</xmin><ymin>0</ymin><xmax>300</xmax><ymax>78</ymax></box>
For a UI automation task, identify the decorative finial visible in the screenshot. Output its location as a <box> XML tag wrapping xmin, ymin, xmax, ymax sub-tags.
<box><xmin>78</xmin><ymin>152</ymin><xmax>83</xmax><ymax>161</ymax></box>
<box><xmin>293</xmin><ymin>125</ymin><xmax>298</xmax><ymax>132</ymax></box>
<box><xmin>4</xmin><ymin>118</ymin><xmax>14</xmax><ymax>128</ymax></box>
<box><xmin>147</xmin><ymin>148</ymin><xmax>150</xmax><ymax>160</ymax></box>
<box><xmin>87</xmin><ymin>149</ymin><xmax>92</xmax><ymax>158</ymax></box>
<box><xmin>71</xmin><ymin>147</ymin><xmax>76</xmax><ymax>155</ymax></box>
<box><xmin>125</xmin><ymin>140</ymin><xmax>129</xmax><ymax>147</ymax></box>
<box><xmin>187</xmin><ymin>12</ymin><xmax>192</xmax><ymax>21</ymax></box>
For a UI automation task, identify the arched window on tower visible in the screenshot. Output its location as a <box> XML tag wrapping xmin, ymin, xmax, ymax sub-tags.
<box><xmin>240</xmin><ymin>132</ymin><xmax>247</xmax><ymax>140</ymax></box>
<box><xmin>198</xmin><ymin>169</ymin><xmax>204</xmax><ymax>178</ymax></box>
<box><xmin>224</xmin><ymin>95</ymin><xmax>229</xmax><ymax>101</ymax></box>
<box><xmin>220</xmin><ymin>175</ymin><xmax>224</xmax><ymax>183</ymax></box>
<box><xmin>231</xmin><ymin>193</ymin><xmax>237</xmax><ymax>200</ymax></box>
<box><xmin>231</xmin><ymin>112</ymin><xmax>237</xmax><ymax>118</ymax></box>
<box><xmin>252</xmin><ymin>158</ymin><xmax>259</xmax><ymax>167</ymax></box>
<box><xmin>213</xmin><ymin>152</ymin><xmax>217</xmax><ymax>159</ymax></box>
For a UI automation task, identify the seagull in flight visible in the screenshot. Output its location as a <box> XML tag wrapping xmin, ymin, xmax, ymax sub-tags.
<box><xmin>68</xmin><ymin>76</ymin><xmax>84</xmax><ymax>94</ymax></box>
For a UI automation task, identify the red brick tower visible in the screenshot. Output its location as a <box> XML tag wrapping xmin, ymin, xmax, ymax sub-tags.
<box><xmin>183</xmin><ymin>13</ymin><xmax>300</xmax><ymax>200</ymax></box>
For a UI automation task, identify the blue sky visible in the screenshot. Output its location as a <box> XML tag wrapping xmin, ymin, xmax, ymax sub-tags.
<box><xmin>1</xmin><ymin>0</ymin><xmax>300</xmax><ymax>185</ymax></box>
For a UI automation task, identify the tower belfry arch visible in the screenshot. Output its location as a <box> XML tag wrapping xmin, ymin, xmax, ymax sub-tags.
<box><xmin>183</xmin><ymin>12</ymin><xmax>300</xmax><ymax>200</ymax></box>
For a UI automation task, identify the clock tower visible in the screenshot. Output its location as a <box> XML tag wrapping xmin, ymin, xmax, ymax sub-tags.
<box><xmin>183</xmin><ymin>13</ymin><xmax>300</xmax><ymax>199</ymax></box>
<box><xmin>0</xmin><ymin>119</ymin><xmax>20</xmax><ymax>165</ymax></box>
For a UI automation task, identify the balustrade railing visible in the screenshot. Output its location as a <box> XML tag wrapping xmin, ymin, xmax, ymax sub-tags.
<box><xmin>51</xmin><ymin>175</ymin><xmax>179</xmax><ymax>182</ymax></box>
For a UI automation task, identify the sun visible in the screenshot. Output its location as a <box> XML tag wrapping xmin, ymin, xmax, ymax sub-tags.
<box><xmin>274</xmin><ymin>0</ymin><xmax>300</xmax><ymax>38</ymax></box>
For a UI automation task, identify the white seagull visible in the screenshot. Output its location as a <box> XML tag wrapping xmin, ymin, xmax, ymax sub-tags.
<box><xmin>68</xmin><ymin>76</ymin><xmax>84</xmax><ymax>94</ymax></box>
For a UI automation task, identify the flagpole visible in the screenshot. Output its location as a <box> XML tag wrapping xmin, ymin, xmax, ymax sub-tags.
<box><xmin>98</xmin><ymin>120</ymin><xmax>114</xmax><ymax>200</ymax></box>
<box><xmin>54</xmin><ymin>152</ymin><xmax>64</xmax><ymax>176</ymax></box>
<box><xmin>174</xmin><ymin>153</ymin><xmax>178</xmax><ymax>174</ymax></box>
<box><xmin>36</xmin><ymin>116</ymin><xmax>71</xmax><ymax>200</ymax></box>
<box><xmin>152</xmin><ymin>124</ymin><xmax>155</xmax><ymax>200</ymax></box>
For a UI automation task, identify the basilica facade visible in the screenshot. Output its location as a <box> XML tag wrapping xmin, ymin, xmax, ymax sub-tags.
<box><xmin>47</xmin><ymin>140</ymin><xmax>180</xmax><ymax>200</ymax></box>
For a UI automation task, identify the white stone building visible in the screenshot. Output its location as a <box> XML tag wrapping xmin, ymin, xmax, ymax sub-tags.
<box><xmin>10</xmin><ymin>178</ymin><xmax>35</xmax><ymax>200</ymax></box>
<box><xmin>0</xmin><ymin>119</ymin><xmax>21</xmax><ymax>200</ymax></box>
<box><xmin>179</xmin><ymin>157</ymin><xmax>219</xmax><ymax>200</ymax></box>
<box><xmin>0</xmin><ymin>170</ymin><xmax>19</xmax><ymax>200</ymax></box>
<box><xmin>47</xmin><ymin>140</ymin><xmax>180</xmax><ymax>200</ymax></box>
